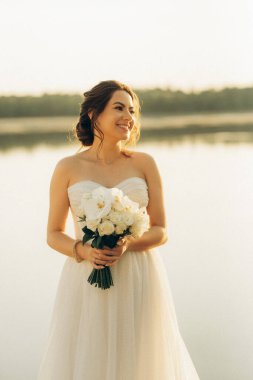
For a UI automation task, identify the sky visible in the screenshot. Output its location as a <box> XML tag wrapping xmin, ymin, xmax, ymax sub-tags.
<box><xmin>0</xmin><ymin>0</ymin><xmax>253</xmax><ymax>95</ymax></box>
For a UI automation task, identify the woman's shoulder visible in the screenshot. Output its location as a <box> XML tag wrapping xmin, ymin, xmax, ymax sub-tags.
<box><xmin>52</xmin><ymin>154</ymin><xmax>80</xmax><ymax>182</ymax></box>
<box><xmin>127</xmin><ymin>150</ymin><xmax>159</xmax><ymax>180</ymax></box>
<box><xmin>52</xmin><ymin>154</ymin><xmax>85</xmax><ymax>189</ymax></box>
<box><xmin>129</xmin><ymin>150</ymin><xmax>156</xmax><ymax>165</ymax></box>
<box><xmin>55</xmin><ymin>150</ymin><xmax>157</xmax><ymax>170</ymax></box>
<box><xmin>54</xmin><ymin>154</ymin><xmax>77</xmax><ymax>169</ymax></box>
<box><xmin>133</xmin><ymin>151</ymin><xmax>162</xmax><ymax>186</ymax></box>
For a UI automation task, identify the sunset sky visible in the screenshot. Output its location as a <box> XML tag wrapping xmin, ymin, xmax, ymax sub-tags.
<box><xmin>1</xmin><ymin>0</ymin><xmax>253</xmax><ymax>94</ymax></box>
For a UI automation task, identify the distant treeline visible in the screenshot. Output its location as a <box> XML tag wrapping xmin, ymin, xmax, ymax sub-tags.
<box><xmin>1</xmin><ymin>86</ymin><xmax>253</xmax><ymax>118</ymax></box>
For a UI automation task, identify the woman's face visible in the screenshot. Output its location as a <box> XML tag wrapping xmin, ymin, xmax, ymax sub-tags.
<box><xmin>92</xmin><ymin>90</ymin><xmax>136</xmax><ymax>142</ymax></box>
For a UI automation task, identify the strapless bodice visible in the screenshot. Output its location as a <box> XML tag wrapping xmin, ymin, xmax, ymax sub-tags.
<box><xmin>67</xmin><ymin>176</ymin><xmax>149</xmax><ymax>240</ymax></box>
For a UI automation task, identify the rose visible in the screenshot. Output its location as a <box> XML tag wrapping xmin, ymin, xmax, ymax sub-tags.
<box><xmin>130</xmin><ymin>223</ymin><xmax>146</xmax><ymax>238</ymax></box>
<box><xmin>133</xmin><ymin>208</ymin><xmax>149</xmax><ymax>224</ymax></box>
<box><xmin>129</xmin><ymin>208</ymin><xmax>150</xmax><ymax>237</ymax></box>
<box><xmin>115</xmin><ymin>222</ymin><xmax>127</xmax><ymax>234</ymax></box>
<box><xmin>97</xmin><ymin>220</ymin><xmax>115</xmax><ymax>236</ymax></box>
<box><xmin>121</xmin><ymin>211</ymin><xmax>134</xmax><ymax>226</ymax></box>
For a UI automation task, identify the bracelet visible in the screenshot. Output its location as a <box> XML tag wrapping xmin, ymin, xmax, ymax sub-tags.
<box><xmin>73</xmin><ymin>239</ymin><xmax>84</xmax><ymax>263</ymax></box>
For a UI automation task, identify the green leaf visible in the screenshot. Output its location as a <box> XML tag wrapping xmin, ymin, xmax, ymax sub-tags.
<box><xmin>96</xmin><ymin>235</ymin><xmax>103</xmax><ymax>249</ymax></box>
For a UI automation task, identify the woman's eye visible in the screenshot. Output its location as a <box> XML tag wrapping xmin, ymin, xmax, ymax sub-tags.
<box><xmin>115</xmin><ymin>106</ymin><xmax>135</xmax><ymax>114</ymax></box>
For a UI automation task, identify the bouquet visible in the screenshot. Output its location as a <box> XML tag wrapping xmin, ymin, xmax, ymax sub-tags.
<box><xmin>77</xmin><ymin>186</ymin><xmax>150</xmax><ymax>290</ymax></box>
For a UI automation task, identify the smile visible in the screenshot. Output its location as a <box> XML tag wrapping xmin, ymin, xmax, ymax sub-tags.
<box><xmin>116</xmin><ymin>124</ymin><xmax>130</xmax><ymax>131</ymax></box>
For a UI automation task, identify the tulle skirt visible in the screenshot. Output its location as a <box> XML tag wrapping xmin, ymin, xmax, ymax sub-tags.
<box><xmin>37</xmin><ymin>248</ymin><xmax>200</xmax><ymax>380</ymax></box>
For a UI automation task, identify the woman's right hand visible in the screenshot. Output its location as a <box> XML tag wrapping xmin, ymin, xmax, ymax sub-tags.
<box><xmin>77</xmin><ymin>243</ymin><xmax>116</xmax><ymax>269</ymax></box>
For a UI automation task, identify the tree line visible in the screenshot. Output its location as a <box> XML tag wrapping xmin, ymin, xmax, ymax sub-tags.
<box><xmin>0</xmin><ymin>86</ymin><xmax>253</xmax><ymax>118</ymax></box>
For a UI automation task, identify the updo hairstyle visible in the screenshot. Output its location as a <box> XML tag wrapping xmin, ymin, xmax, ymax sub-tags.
<box><xmin>73</xmin><ymin>80</ymin><xmax>141</xmax><ymax>154</ymax></box>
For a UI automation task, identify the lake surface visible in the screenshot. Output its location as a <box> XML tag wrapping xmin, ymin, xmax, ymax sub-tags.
<box><xmin>0</xmin><ymin>138</ymin><xmax>253</xmax><ymax>380</ymax></box>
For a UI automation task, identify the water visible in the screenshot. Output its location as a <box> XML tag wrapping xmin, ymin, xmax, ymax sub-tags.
<box><xmin>0</xmin><ymin>140</ymin><xmax>253</xmax><ymax>380</ymax></box>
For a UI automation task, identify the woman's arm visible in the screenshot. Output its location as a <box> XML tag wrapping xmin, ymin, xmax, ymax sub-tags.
<box><xmin>46</xmin><ymin>157</ymin><xmax>80</xmax><ymax>258</ymax></box>
<box><xmin>126</xmin><ymin>226</ymin><xmax>167</xmax><ymax>252</ymax></box>
<box><xmin>126</xmin><ymin>152</ymin><xmax>168</xmax><ymax>252</ymax></box>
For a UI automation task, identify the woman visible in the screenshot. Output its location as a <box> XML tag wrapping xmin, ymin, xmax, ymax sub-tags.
<box><xmin>37</xmin><ymin>80</ymin><xmax>200</xmax><ymax>379</ymax></box>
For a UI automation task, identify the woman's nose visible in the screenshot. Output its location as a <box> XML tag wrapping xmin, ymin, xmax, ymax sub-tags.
<box><xmin>123</xmin><ymin>109</ymin><xmax>134</xmax><ymax>122</ymax></box>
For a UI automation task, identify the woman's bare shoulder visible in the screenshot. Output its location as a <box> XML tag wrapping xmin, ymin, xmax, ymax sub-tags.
<box><xmin>54</xmin><ymin>154</ymin><xmax>77</xmax><ymax>171</ymax></box>
<box><xmin>130</xmin><ymin>150</ymin><xmax>155</xmax><ymax>161</ymax></box>
<box><xmin>130</xmin><ymin>150</ymin><xmax>160</xmax><ymax>183</ymax></box>
<box><xmin>59</xmin><ymin>150</ymin><xmax>90</xmax><ymax>164</ymax></box>
<box><xmin>124</xmin><ymin>150</ymin><xmax>151</xmax><ymax>160</ymax></box>
<box><xmin>51</xmin><ymin>154</ymin><xmax>79</xmax><ymax>187</ymax></box>
<box><xmin>126</xmin><ymin>150</ymin><xmax>158</xmax><ymax>183</ymax></box>
<box><xmin>130</xmin><ymin>150</ymin><xmax>157</xmax><ymax>168</ymax></box>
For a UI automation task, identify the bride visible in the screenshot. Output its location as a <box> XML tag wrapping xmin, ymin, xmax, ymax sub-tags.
<box><xmin>37</xmin><ymin>79</ymin><xmax>200</xmax><ymax>379</ymax></box>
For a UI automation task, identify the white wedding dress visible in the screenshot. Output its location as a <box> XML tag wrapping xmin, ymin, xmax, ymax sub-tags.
<box><xmin>37</xmin><ymin>177</ymin><xmax>200</xmax><ymax>380</ymax></box>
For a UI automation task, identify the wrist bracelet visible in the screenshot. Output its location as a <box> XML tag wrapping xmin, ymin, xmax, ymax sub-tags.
<box><xmin>73</xmin><ymin>239</ymin><xmax>84</xmax><ymax>263</ymax></box>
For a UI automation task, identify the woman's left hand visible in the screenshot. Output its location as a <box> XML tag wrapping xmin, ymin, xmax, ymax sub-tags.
<box><xmin>114</xmin><ymin>237</ymin><xmax>130</xmax><ymax>254</ymax></box>
<box><xmin>93</xmin><ymin>236</ymin><xmax>130</xmax><ymax>266</ymax></box>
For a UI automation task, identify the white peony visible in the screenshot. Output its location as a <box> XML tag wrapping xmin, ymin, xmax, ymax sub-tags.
<box><xmin>98</xmin><ymin>220</ymin><xmax>115</xmax><ymax>236</ymax></box>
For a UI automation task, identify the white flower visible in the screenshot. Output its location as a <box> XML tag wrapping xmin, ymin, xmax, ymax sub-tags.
<box><xmin>107</xmin><ymin>210</ymin><xmax>123</xmax><ymax>224</ymax></box>
<box><xmin>111</xmin><ymin>188</ymin><xmax>127</xmax><ymax>211</ymax></box>
<box><xmin>134</xmin><ymin>208</ymin><xmax>149</xmax><ymax>224</ymax></box>
<box><xmin>78</xmin><ymin>219</ymin><xmax>87</xmax><ymax>230</ymax></box>
<box><xmin>78</xmin><ymin>187</ymin><xmax>150</xmax><ymax>239</ymax></box>
<box><xmin>129</xmin><ymin>223</ymin><xmax>146</xmax><ymax>238</ymax></box>
<box><xmin>76</xmin><ymin>192</ymin><xmax>92</xmax><ymax>217</ymax></box>
<box><xmin>111</xmin><ymin>190</ymin><xmax>139</xmax><ymax>213</ymax></box>
<box><xmin>86</xmin><ymin>218</ymin><xmax>101</xmax><ymax>232</ymax></box>
<box><xmin>130</xmin><ymin>208</ymin><xmax>150</xmax><ymax>237</ymax></box>
<box><xmin>111</xmin><ymin>188</ymin><xmax>124</xmax><ymax>198</ymax></box>
<box><xmin>122</xmin><ymin>196</ymin><xmax>139</xmax><ymax>212</ymax></box>
<box><xmin>98</xmin><ymin>220</ymin><xmax>115</xmax><ymax>236</ymax></box>
<box><xmin>115</xmin><ymin>222</ymin><xmax>127</xmax><ymax>234</ymax></box>
<box><xmin>81</xmin><ymin>186</ymin><xmax>113</xmax><ymax>220</ymax></box>
<box><xmin>121</xmin><ymin>211</ymin><xmax>134</xmax><ymax>226</ymax></box>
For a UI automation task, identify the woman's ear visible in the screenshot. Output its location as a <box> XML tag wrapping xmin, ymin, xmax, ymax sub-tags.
<box><xmin>88</xmin><ymin>110</ymin><xmax>93</xmax><ymax>120</ymax></box>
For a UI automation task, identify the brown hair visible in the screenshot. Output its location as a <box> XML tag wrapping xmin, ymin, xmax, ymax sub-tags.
<box><xmin>72</xmin><ymin>80</ymin><xmax>141</xmax><ymax>155</ymax></box>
